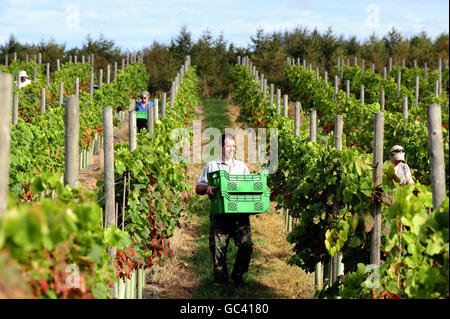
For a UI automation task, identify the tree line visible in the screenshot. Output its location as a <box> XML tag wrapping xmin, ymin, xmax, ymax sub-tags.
<box><xmin>1</xmin><ymin>26</ymin><xmax>448</xmax><ymax>98</ymax></box>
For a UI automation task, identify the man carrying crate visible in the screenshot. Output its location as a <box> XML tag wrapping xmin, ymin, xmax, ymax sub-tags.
<box><xmin>195</xmin><ymin>133</ymin><xmax>252</xmax><ymax>287</ymax></box>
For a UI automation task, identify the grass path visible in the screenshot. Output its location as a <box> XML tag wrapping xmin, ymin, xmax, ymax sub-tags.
<box><xmin>143</xmin><ymin>99</ymin><xmax>315</xmax><ymax>299</ymax></box>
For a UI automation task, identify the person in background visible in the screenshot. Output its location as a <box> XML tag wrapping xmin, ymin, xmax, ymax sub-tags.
<box><xmin>389</xmin><ymin>145</ymin><xmax>414</xmax><ymax>185</ymax></box>
<box><xmin>18</xmin><ymin>70</ymin><xmax>31</xmax><ymax>88</ymax></box>
<box><xmin>135</xmin><ymin>91</ymin><xmax>153</xmax><ymax>112</ymax></box>
<box><xmin>196</xmin><ymin>133</ymin><xmax>253</xmax><ymax>287</ymax></box>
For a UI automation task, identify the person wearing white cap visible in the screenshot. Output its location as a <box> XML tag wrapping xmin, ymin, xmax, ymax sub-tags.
<box><xmin>389</xmin><ymin>145</ymin><xmax>414</xmax><ymax>185</ymax></box>
<box><xmin>18</xmin><ymin>70</ymin><xmax>31</xmax><ymax>88</ymax></box>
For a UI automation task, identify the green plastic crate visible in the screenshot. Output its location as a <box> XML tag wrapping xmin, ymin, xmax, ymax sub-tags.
<box><xmin>210</xmin><ymin>190</ymin><xmax>270</xmax><ymax>214</ymax></box>
<box><xmin>207</xmin><ymin>170</ymin><xmax>268</xmax><ymax>193</ymax></box>
<box><xmin>136</xmin><ymin>111</ymin><xmax>147</xmax><ymax>119</ymax></box>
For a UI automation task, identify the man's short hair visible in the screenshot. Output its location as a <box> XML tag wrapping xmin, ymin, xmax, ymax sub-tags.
<box><xmin>220</xmin><ymin>133</ymin><xmax>234</xmax><ymax>147</ymax></box>
<box><xmin>139</xmin><ymin>91</ymin><xmax>150</xmax><ymax>99</ymax></box>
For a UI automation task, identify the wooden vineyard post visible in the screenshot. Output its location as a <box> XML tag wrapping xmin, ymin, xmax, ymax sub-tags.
<box><xmin>75</xmin><ymin>77</ymin><xmax>79</xmax><ymax>98</ymax></box>
<box><xmin>403</xmin><ymin>96</ymin><xmax>408</xmax><ymax>119</ymax></box>
<box><xmin>161</xmin><ymin>92</ymin><xmax>167</xmax><ymax>119</ymax></box>
<box><xmin>46</xmin><ymin>63</ymin><xmax>50</xmax><ymax>86</ymax></box>
<box><xmin>346</xmin><ymin>80</ymin><xmax>350</xmax><ymax>99</ymax></box>
<box><xmin>334</xmin><ymin>75</ymin><xmax>339</xmax><ymax>103</ymax></box>
<box><xmin>64</xmin><ymin>95</ymin><xmax>79</xmax><ymax>188</ymax></box>
<box><xmin>98</xmin><ymin>69</ymin><xmax>103</xmax><ymax>88</ymax></box>
<box><xmin>12</xmin><ymin>94</ymin><xmax>18</xmax><ymax>126</ymax></box>
<box><xmin>59</xmin><ymin>82</ymin><xmax>64</xmax><ymax>107</ymax></box>
<box><xmin>324</xmin><ymin>71</ymin><xmax>328</xmax><ymax>86</ymax></box>
<box><xmin>147</xmin><ymin>105</ymin><xmax>154</xmax><ymax>134</ymax></box>
<box><xmin>0</xmin><ymin>73</ymin><xmax>12</xmax><ymax>216</ymax></box>
<box><xmin>427</xmin><ymin>104</ymin><xmax>446</xmax><ymax>210</ymax></box>
<box><xmin>126</xmin><ymin>107</ymin><xmax>137</xmax><ymax>297</ymax></box>
<box><xmin>286</xmin><ymin>102</ymin><xmax>302</xmax><ymax>233</ymax></box>
<box><xmin>435</xmin><ymin>80</ymin><xmax>439</xmax><ymax>97</ymax></box>
<box><xmin>283</xmin><ymin>94</ymin><xmax>288</xmax><ymax>118</ymax></box>
<box><xmin>129</xmin><ymin>111</ymin><xmax>137</xmax><ymax>151</ymax></box>
<box><xmin>90</xmin><ymin>71</ymin><xmax>94</xmax><ymax>99</ymax></box>
<box><xmin>309</xmin><ymin>109</ymin><xmax>317</xmax><ymax>142</ymax></box>
<box><xmin>360</xmin><ymin>84</ymin><xmax>365</xmax><ymax>105</ymax></box>
<box><xmin>107</xmin><ymin>64</ymin><xmax>111</xmax><ymax>84</ymax></box>
<box><xmin>294</xmin><ymin>102</ymin><xmax>300</xmax><ymax>138</ymax></box>
<box><xmin>397</xmin><ymin>71</ymin><xmax>401</xmax><ymax>98</ymax></box>
<box><xmin>154</xmin><ymin>98</ymin><xmax>159</xmax><ymax>121</ymax></box>
<box><xmin>276</xmin><ymin>89</ymin><xmax>281</xmax><ymax>114</ymax></box>
<box><xmin>103</xmin><ymin>106</ymin><xmax>116</xmax><ymax>297</ymax></box>
<box><xmin>334</xmin><ymin>115</ymin><xmax>343</xmax><ymax>151</ymax></box>
<box><xmin>415</xmin><ymin>76</ymin><xmax>419</xmax><ymax>108</ymax></box>
<box><xmin>40</xmin><ymin>88</ymin><xmax>46</xmax><ymax>114</ymax></box>
<box><xmin>380</xmin><ymin>90</ymin><xmax>385</xmax><ymax>111</ymax></box>
<box><xmin>38</xmin><ymin>53</ymin><xmax>42</xmax><ymax>66</ymax></box>
<box><xmin>333</xmin><ymin>115</ymin><xmax>344</xmax><ymax>293</ymax></box>
<box><xmin>424</xmin><ymin>63</ymin><xmax>427</xmax><ymax>80</ymax></box>
<box><xmin>371</xmin><ymin>112</ymin><xmax>384</xmax><ymax>267</ymax></box>
<box><xmin>383</xmin><ymin>67</ymin><xmax>387</xmax><ymax>80</ymax></box>
<box><xmin>33</xmin><ymin>67</ymin><xmax>37</xmax><ymax>82</ymax></box>
<box><xmin>114</xmin><ymin>62</ymin><xmax>118</xmax><ymax>81</ymax></box>
<box><xmin>438</xmin><ymin>58</ymin><xmax>442</xmax><ymax>96</ymax></box>
<box><xmin>259</xmin><ymin>73</ymin><xmax>264</xmax><ymax>93</ymax></box>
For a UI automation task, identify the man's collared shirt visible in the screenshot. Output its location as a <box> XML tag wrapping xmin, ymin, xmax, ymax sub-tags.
<box><xmin>135</xmin><ymin>101</ymin><xmax>153</xmax><ymax>112</ymax></box>
<box><xmin>19</xmin><ymin>79</ymin><xmax>31</xmax><ymax>88</ymax></box>
<box><xmin>197</xmin><ymin>157</ymin><xmax>250</xmax><ymax>186</ymax></box>
<box><xmin>394</xmin><ymin>162</ymin><xmax>414</xmax><ymax>185</ymax></box>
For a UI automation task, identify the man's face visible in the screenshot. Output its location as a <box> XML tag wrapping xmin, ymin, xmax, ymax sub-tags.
<box><xmin>20</xmin><ymin>76</ymin><xmax>27</xmax><ymax>82</ymax></box>
<box><xmin>222</xmin><ymin>137</ymin><xmax>235</xmax><ymax>160</ymax></box>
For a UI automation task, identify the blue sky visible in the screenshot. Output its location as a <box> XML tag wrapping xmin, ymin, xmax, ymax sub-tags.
<box><xmin>1</xmin><ymin>0</ymin><xmax>448</xmax><ymax>51</ymax></box>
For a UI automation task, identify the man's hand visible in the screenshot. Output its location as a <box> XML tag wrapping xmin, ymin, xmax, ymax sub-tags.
<box><xmin>195</xmin><ymin>184</ymin><xmax>217</xmax><ymax>196</ymax></box>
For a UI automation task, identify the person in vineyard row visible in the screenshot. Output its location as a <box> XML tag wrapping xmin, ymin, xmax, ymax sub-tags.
<box><xmin>381</xmin><ymin>144</ymin><xmax>414</xmax><ymax>206</ymax></box>
<box><xmin>196</xmin><ymin>133</ymin><xmax>253</xmax><ymax>287</ymax></box>
<box><xmin>18</xmin><ymin>70</ymin><xmax>31</xmax><ymax>88</ymax></box>
<box><xmin>389</xmin><ymin>145</ymin><xmax>414</xmax><ymax>186</ymax></box>
<box><xmin>135</xmin><ymin>91</ymin><xmax>154</xmax><ymax>132</ymax></box>
<box><xmin>135</xmin><ymin>91</ymin><xmax>153</xmax><ymax>111</ymax></box>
